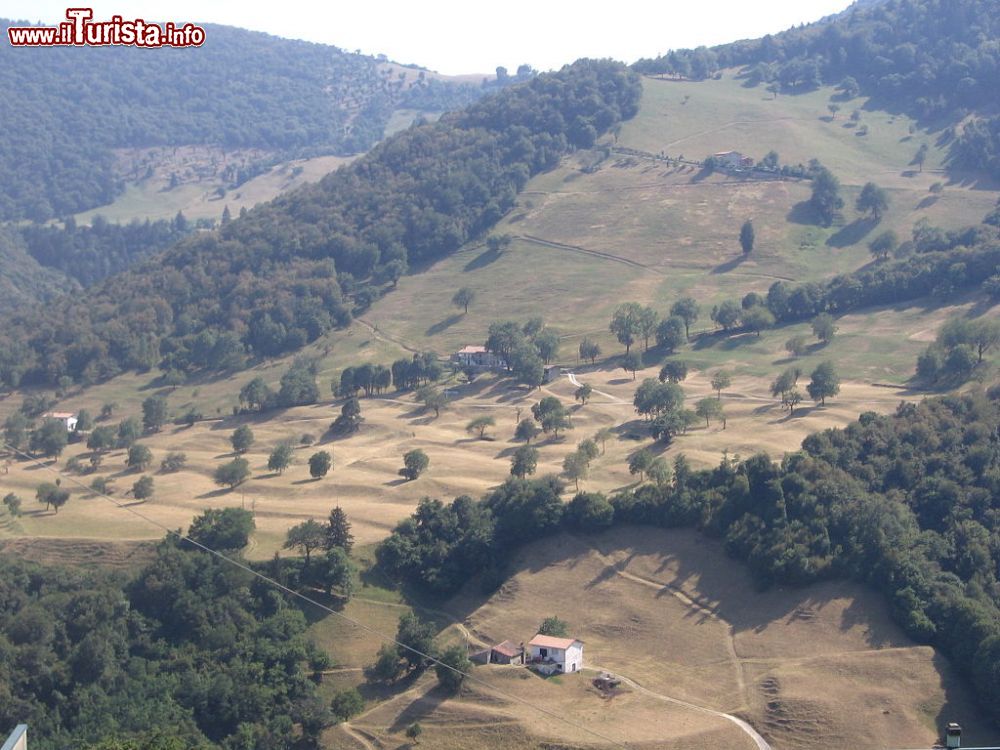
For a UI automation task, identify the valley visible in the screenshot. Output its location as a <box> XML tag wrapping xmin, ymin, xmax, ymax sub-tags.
<box><xmin>3</xmin><ymin>5</ymin><xmax>1000</xmax><ymax>749</ymax></box>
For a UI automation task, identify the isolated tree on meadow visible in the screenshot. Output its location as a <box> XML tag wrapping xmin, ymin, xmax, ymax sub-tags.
<box><xmin>309</xmin><ymin>451</ymin><xmax>332</xmax><ymax>479</ymax></box>
<box><xmin>268</xmin><ymin>444</ymin><xmax>294</xmax><ymax>474</ymax></box>
<box><xmin>562</xmin><ymin>451</ymin><xmax>589</xmax><ymax>491</ymax></box>
<box><xmin>127</xmin><ymin>444</ymin><xmax>153</xmax><ymax>471</ymax></box>
<box><xmin>452</xmin><ymin>287</ymin><xmax>475</xmax><ymax>314</ymax></box>
<box><xmin>36</xmin><ymin>482</ymin><xmax>69</xmax><ymax>513</ymax></box>
<box><xmin>466</xmin><ymin>415</ymin><xmax>496</xmax><ymax>439</ymax></box>
<box><xmin>807</xmin><ymin>361</ymin><xmax>841</xmax><ymax>405</ymax></box>
<box><xmin>142</xmin><ymin>396</ymin><xmax>167</xmax><ymax>433</ymax></box>
<box><xmin>659</xmin><ymin>361</ymin><xmax>688</xmax><ymax>383</ymax></box>
<box><xmin>696</xmin><ymin>397</ymin><xmax>723</xmax><ymax>427</ymax></box>
<box><xmin>809</xmin><ymin>167</ymin><xmax>844</xmax><ymax>226</ymax></box>
<box><xmin>812</xmin><ymin>313</ymin><xmax>838</xmax><ymax>344</ymax></box>
<box><xmin>914</xmin><ymin>143</ymin><xmax>929</xmax><ymax>172</ymax></box>
<box><xmin>161</xmin><ymin>451</ymin><xmax>187</xmax><ymax>472</ymax></box>
<box><xmin>739</xmin><ymin>219</ymin><xmax>755</xmax><ymax>255</ymax></box>
<box><xmin>132</xmin><ymin>476</ymin><xmax>154</xmax><ymax>501</ymax></box>
<box><xmin>827</xmin><ymin>102</ymin><xmax>840</xmax><ymax>119</ymax></box>
<box><xmin>785</xmin><ymin>335</ymin><xmax>808</xmax><ymax>357</ymax></box>
<box><xmin>401</xmin><ymin>449</ymin><xmax>429</xmax><ymax>480</ymax></box>
<box><xmin>231</xmin><ymin>425</ymin><xmax>254</xmax><ymax>454</ymax></box>
<box><xmin>532</xmin><ymin>397</ymin><xmax>571</xmax><ymax>437</ymax></box>
<box><xmin>214</xmin><ymin>458</ymin><xmax>250</xmax><ymax>488</ymax></box>
<box><xmin>239</xmin><ymin>377</ymin><xmax>271</xmax><ymax>412</ymax></box>
<box><xmin>579</xmin><ymin>337</ymin><xmax>601</xmax><ymax>364</ymax></box>
<box><xmin>511</xmin><ymin>445</ymin><xmax>539</xmax><ymax>478</ymax></box>
<box><xmin>710</xmin><ymin>370</ymin><xmax>731</xmax><ymax>399</ymax></box>
<box><xmin>515</xmin><ymin>418</ymin><xmax>540</xmax><ymax>444</ymax></box>
<box><xmin>621</xmin><ymin>351</ymin><xmax>642</xmax><ymax>380</ymax></box>
<box><xmin>574</xmin><ymin>383</ymin><xmax>593</xmax><ymax>404</ymax></box>
<box><xmin>594</xmin><ymin>427</ymin><xmax>615</xmax><ymax>455</ymax></box>
<box><xmin>856</xmin><ymin>182</ymin><xmax>889</xmax><ymax>221</ymax></box>
<box><xmin>284</xmin><ymin>519</ymin><xmax>326</xmax><ymax>564</ymax></box>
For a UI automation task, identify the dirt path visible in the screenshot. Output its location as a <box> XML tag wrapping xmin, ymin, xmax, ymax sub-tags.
<box><xmin>517</xmin><ymin>234</ymin><xmax>662</xmax><ymax>274</ymax></box>
<box><xmin>583</xmin><ymin>664</ymin><xmax>770</xmax><ymax>750</ymax></box>
<box><xmin>339</xmin><ymin>722</ymin><xmax>377</xmax><ymax>750</ymax></box>
<box><xmin>355</xmin><ymin>317</ymin><xmax>420</xmax><ymax>354</ymax></box>
<box><xmin>566</xmin><ymin>372</ymin><xmax>627</xmax><ymax>404</ymax></box>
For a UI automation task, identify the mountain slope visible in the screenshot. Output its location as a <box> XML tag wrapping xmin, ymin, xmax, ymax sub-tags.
<box><xmin>634</xmin><ymin>0</ymin><xmax>1000</xmax><ymax>179</ymax></box>
<box><xmin>0</xmin><ymin>60</ymin><xmax>641</xmax><ymax>388</ymax></box>
<box><xmin>0</xmin><ymin>21</ymin><xmax>492</xmax><ymax>221</ymax></box>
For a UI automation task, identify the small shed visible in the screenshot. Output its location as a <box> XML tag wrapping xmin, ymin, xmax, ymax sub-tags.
<box><xmin>491</xmin><ymin>640</ymin><xmax>523</xmax><ymax>665</ymax></box>
<box><xmin>543</xmin><ymin>364</ymin><xmax>560</xmax><ymax>383</ymax></box>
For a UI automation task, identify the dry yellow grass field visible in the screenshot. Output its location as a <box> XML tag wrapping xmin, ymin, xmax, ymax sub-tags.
<box><xmin>310</xmin><ymin>526</ymin><xmax>991</xmax><ymax>750</ymax></box>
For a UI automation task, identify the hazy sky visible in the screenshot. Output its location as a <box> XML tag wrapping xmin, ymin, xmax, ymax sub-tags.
<box><xmin>4</xmin><ymin>1</ymin><xmax>853</xmax><ymax>74</ymax></box>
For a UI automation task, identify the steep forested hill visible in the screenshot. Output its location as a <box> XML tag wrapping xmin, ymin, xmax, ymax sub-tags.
<box><xmin>0</xmin><ymin>60</ymin><xmax>641</xmax><ymax>388</ymax></box>
<box><xmin>634</xmin><ymin>0</ymin><xmax>1000</xmax><ymax>177</ymax></box>
<box><xmin>0</xmin><ymin>21</ymin><xmax>491</xmax><ymax>222</ymax></box>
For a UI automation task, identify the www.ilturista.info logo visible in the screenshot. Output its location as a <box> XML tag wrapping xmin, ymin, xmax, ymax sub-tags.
<box><xmin>7</xmin><ymin>8</ymin><xmax>206</xmax><ymax>47</ymax></box>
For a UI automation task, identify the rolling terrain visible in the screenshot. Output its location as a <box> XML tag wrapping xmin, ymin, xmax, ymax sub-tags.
<box><xmin>315</xmin><ymin>527</ymin><xmax>992</xmax><ymax>749</ymax></box>
<box><xmin>2</xmin><ymin>11</ymin><xmax>1000</xmax><ymax>750</ymax></box>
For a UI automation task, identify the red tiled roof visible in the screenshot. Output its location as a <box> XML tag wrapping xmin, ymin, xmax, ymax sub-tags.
<box><xmin>528</xmin><ymin>634</ymin><xmax>581</xmax><ymax>650</ymax></box>
<box><xmin>492</xmin><ymin>640</ymin><xmax>521</xmax><ymax>657</ymax></box>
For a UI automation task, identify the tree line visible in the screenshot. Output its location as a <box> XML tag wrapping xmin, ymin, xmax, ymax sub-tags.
<box><xmin>377</xmin><ymin>389</ymin><xmax>1000</xmax><ymax>727</ymax></box>
<box><xmin>0</xmin><ymin>59</ymin><xmax>642</xmax><ymax>389</ymax></box>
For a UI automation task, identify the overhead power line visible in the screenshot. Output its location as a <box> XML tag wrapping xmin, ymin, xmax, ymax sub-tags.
<box><xmin>1</xmin><ymin>441</ymin><xmax>632</xmax><ymax>750</ymax></box>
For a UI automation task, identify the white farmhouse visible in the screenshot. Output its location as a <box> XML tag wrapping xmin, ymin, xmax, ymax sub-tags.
<box><xmin>43</xmin><ymin>412</ymin><xmax>78</xmax><ymax>432</ymax></box>
<box><xmin>453</xmin><ymin>345</ymin><xmax>505</xmax><ymax>371</ymax></box>
<box><xmin>527</xmin><ymin>634</ymin><xmax>584</xmax><ymax>675</ymax></box>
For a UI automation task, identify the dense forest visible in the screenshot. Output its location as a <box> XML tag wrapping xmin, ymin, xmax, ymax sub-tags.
<box><xmin>0</xmin><ymin>514</ymin><xmax>333</xmax><ymax>750</ymax></box>
<box><xmin>19</xmin><ymin>214</ymin><xmax>198</xmax><ymax>287</ymax></box>
<box><xmin>0</xmin><ymin>228</ymin><xmax>78</xmax><ymax>316</ymax></box>
<box><xmin>633</xmin><ymin>0</ymin><xmax>1000</xmax><ymax>178</ymax></box>
<box><xmin>378</xmin><ymin>389</ymin><xmax>1000</xmax><ymax>726</ymax></box>
<box><xmin>0</xmin><ymin>59</ymin><xmax>642</xmax><ymax>388</ymax></box>
<box><xmin>0</xmin><ymin>21</ymin><xmax>493</xmax><ymax>222</ymax></box>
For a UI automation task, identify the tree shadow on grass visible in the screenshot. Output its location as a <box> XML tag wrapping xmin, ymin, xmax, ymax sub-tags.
<box><xmin>826</xmin><ymin>216</ymin><xmax>878</xmax><ymax>248</ymax></box>
<box><xmin>787</xmin><ymin>200</ymin><xmax>822</xmax><ymax>226</ymax></box>
<box><xmin>426</xmin><ymin>313</ymin><xmax>463</xmax><ymax>337</ymax></box>
<box><xmin>711</xmin><ymin>255</ymin><xmax>747</xmax><ymax>275</ymax></box>
<box><xmin>463</xmin><ymin>246</ymin><xmax>502</xmax><ymax>272</ymax></box>
<box><xmin>196</xmin><ymin>487</ymin><xmax>235</xmax><ymax>499</ymax></box>
<box><xmin>916</xmin><ymin>194</ymin><xmax>940</xmax><ymax>210</ymax></box>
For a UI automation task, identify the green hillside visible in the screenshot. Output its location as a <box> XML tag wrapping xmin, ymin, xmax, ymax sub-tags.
<box><xmin>0</xmin><ymin>20</ymin><xmax>494</xmax><ymax>222</ymax></box>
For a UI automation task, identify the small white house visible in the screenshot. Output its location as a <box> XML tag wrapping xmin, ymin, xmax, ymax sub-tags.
<box><xmin>527</xmin><ymin>634</ymin><xmax>584</xmax><ymax>675</ymax></box>
<box><xmin>44</xmin><ymin>412</ymin><xmax>78</xmax><ymax>432</ymax></box>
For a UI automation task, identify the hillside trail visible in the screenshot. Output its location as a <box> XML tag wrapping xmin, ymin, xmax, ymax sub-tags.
<box><xmin>568</xmin><ymin>537</ymin><xmax>768</xmax><ymax>749</ymax></box>
<box><xmin>566</xmin><ymin>371</ymin><xmax>627</xmax><ymax>404</ymax></box>
<box><xmin>583</xmin><ymin>664</ymin><xmax>771</xmax><ymax>750</ymax></box>
<box><xmin>338</xmin><ymin>721</ymin><xmax>378</xmax><ymax>750</ymax></box>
